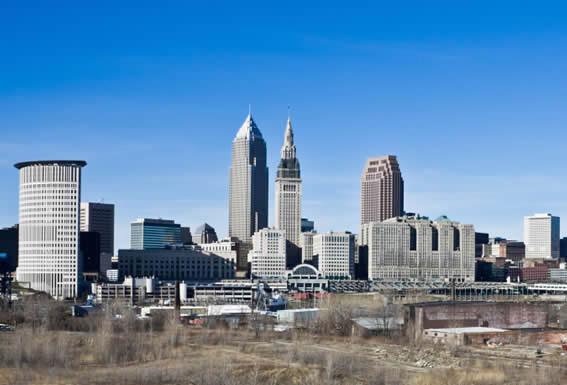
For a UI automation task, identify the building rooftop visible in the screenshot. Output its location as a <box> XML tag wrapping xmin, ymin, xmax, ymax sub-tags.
<box><xmin>235</xmin><ymin>114</ymin><xmax>263</xmax><ymax>140</ymax></box>
<box><xmin>14</xmin><ymin>160</ymin><xmax>87</xmax><ymax>169</ymax></box>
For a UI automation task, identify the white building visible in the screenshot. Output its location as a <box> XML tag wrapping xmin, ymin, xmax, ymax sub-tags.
<box><xmin>299</xmin><ymin>231</ymin><xmax>316</xmax><ymax>264</ymax></box>
<box><xmin>360</xmin><ymin>216</ymin><xmax>475</xmax><ymax>282</ymax></box>
<box><xmin>313</xmin><ymin>232</ymin><xmax>354</xmax><ymax>279</ymax></box>
<box><xmin>275</xmin><ymin>118</ymin><xmax>302</xmax><ymax>247</ymax></box>
<box><xmin>15</xmin><ymin>160</ymin><xmax>87</xmax><ymax>298</ymax></box>
<box><xmin>248</xmin><ymin>228</ymin><xmax>286</xmax><ymax>278</ymax></box>
<box><xmin>80</xmin><ymin>202</ymin><xmax>115</xmax><ymax>273</ymax></box>
<box><xmin>198</xmin><ymin>238</ymin><xmax>238</xmax><ymax>263</ymax></box>
<box><xmin>228</xmin><ymin>114</ymin><xmax>269</xmax><ymax>246</ymax></box>
<box><xmin>524</xmin><ymin>213</ymin><xmax>560</xmax><ymax>259</ymax></box>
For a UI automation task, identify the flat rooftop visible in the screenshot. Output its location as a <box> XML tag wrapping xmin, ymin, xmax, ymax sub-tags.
<box><xmin>14</xmin><ymin>160</ymin><xmax>87</xmax><ymax>169</ymax></box>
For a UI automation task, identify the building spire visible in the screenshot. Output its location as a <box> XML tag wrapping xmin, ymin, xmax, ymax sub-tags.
<box><xmin>281</xmin><ymin>116</ymin><xmax>296</xmax><ymax>160</ymax></box>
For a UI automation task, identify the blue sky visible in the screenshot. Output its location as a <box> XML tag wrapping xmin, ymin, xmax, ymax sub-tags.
<box><xmin>1</xmin><ymin>2</ymin><xmax>567</xmax><ymax>251</ymax></box>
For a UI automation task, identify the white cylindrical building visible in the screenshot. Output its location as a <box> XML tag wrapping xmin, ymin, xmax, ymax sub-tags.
<box><xmin>15</xmin><ymin>160</ymin><xmax>87</xmax><ymax>299</ymax></box>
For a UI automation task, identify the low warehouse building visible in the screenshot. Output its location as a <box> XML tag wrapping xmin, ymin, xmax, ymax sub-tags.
<box><xmin>406</xmin><ymin>301</ymin><xmax>552</xmax><ymax>341</ymax></box>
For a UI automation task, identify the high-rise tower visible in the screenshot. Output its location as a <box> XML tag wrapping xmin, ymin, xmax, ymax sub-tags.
<box><xmin>80</xmin><ymin>202</ymin><xmax>114</xmax><ymax>273</ymax></box>
<box><xmin>275</xmin><ymin>118</ymin><xmax>302</xmax><ymax>247</ymax></box>
<box><xmin>360</xmin><ymin>155</ymin><xmax>404</xmax><ymax>224</ymax></box>
<box><xmin>228</xmin><ymin>114</ymin><xmax>269</xmax><ymax>245</ymax></box>
<box><xmin>15</xmin><ymin>160</ymin><xmax>86</xmax><ymax>299</ymax></box>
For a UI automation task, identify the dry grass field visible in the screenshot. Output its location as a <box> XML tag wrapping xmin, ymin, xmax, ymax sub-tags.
<box><xmin>1</xmin><ymin>295</ymin><xmax>567</xmax><ymax>385</ymax></box>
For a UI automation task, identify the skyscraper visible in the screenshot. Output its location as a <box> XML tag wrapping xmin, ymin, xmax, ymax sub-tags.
<box><xmin>524</xmin><ymin>213</ymin><xmax>560</xmax><ymax>259</ymax></box>
<box><xmin>14</xmin><ymin>160</ymin><xmax>86</xmax><ymax>298</ymax></box>
<box><xmin>275</xmin><ymin>118</ymin><xmax>302</xmax><ymax>247</ymax></box>
<box><xmin>360</xmin><ymin>155</ymin><xmax>404</xmax><ymax>224</ymax></box>
<box><xmin>228</xmin><ymin>114</ymin><xmax>269</xmax><ymax>245</ymax></box>
<box><xmin>80</xmin><ymin>202</ymin><xmax>114</xmax><ymax>273</ymax></box>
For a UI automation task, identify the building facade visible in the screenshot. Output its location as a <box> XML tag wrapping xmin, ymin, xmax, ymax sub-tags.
<box><xmin>228</xmin><ymin>114</ymin><xmax>269</xmax><ymax>246</ymax></box>
<box><xmin>118</xmin><ymin>246</ymin><xmax>236</xmax><ymax>281</ymax></box>
<box><xmin>313</xmin><ymin>232</ymin><xmax>355</xmax><ymax>279</ymax></box>
<box><xmin>80</xmin><ymin>202</ymin><xmax>114</xmax><ymax>273</ymax></box>
<box><xmin>0</xmin><ymin>225</ymin><xmax>18</xmax><ymax>273</ymax></box>
<box><xmin>15</xmin><ymin>160</ymin><xmax>86</xmax><ymax>298</ymax></box>
<box><xmin>482</xmin><ymin>239</ymin><xmax>525</xmax><ymax>262</ymax></box>
<box><xmin>360</xmin><ymin>215</ymin><xmax>475</xmax><ymax>282</ymax></box>
<box><xmin>301</xmin><ymin>218</ymin><xmax>315</xmax><ymax>233</ymax></box>
<box><xmin>130</xmin><ymin>218</ymin><xmax>181</xmax><ymax>249</ymax></box>
<box><xmin>299</xmin><ymin>231</ymin><xmax>316</xmax><ymax>265</ymax></box>
<box><xmin>248</xmin><ymin>228</ymin><xmax>286</xmax><ymax>278</ymax></box>
<box><xmin>198</xmin><ymin>238</ymin><xmax>239</xmax><ymax>263</ymax></box>
<box><xmin>275</xmin><ymin>118</ymin><xmax>302</xmax><ymax>247</ymax></box>
<box><xmin>524</xmin><ymin>213</ymin><xmax>560</xmax><ymax>259</ymax></box>
<box><xmin>180</xmin><ymin>227</ymin><xmax>192</xmax><ymax>244</ymax></box>
<box><xmin>80</xmin><ymin>231</ymin><xmax>100</xmax><ymax>277</ymax></box>
<box><xmin>475</xmin><ymin>232</ymin><xmax>489</xmax><ymax>258</ymax></box>
<box><xmin>360</xmin><ymin>155</ymin><xmax>404</xmax><ymax>225</ymax></box>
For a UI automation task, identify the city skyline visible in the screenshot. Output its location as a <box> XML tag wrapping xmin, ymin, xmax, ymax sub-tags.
<box><xmin>2</xmin><ymin>4</ymin><xmax>567</xmax><ymax>250</ymax></box>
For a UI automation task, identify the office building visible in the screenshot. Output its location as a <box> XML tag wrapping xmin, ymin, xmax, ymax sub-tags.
<box><xmin>301</xmin><ymin>218</ymin><xmax>314</xmax><ymax>233</ymax></box>
<box><xmin>80</xmin><ymin>202</ymin><xmax>114</xmax><ymax>273</ymax></box>
<box><xmin>275</xmin><ymin>118</ymin><xmax>302</xmax><ymax>247</ymax></box>
<box><xmin>130</xmin><ymin>218</ymin><xmax>181</xmax><ymax>249</ymax></box>
<box><xmin>192</xmin><ymin>223</ymin><xmax>218</xmax><ymax>244</ymax></box>
<box><xmin>198</xmin><ymin>238</ymin><xmax>239</xmax><ymax>263</ymax></box>
<box><xmin>483</xmin><ymin>239</ymin><xmax>525</xmax><ymax>262</ymax></box>
<box><xmin>248</xmin><ymin>228</ymin><xmax>286</xmax><ymax>278</ymax></box>
<box><xmin>180</xmin><ymin>227</ymin><xmax>192</xmax><ymax>244</ymax></box>
<box><xmin>80</xmin><ymin>231</ymin><xmax>100</xmax><ymax>279</ymax></box>
<box><xmin>524</xmin><ymin>213</ymin><xmax>560</xmax><ymax>259</ymax></box>
<box><xmin>0</xmin><ymin>225</ymin><xmax>18</xmax><ymax>273</ymax></box>
<box><xmin>475</xmin><ymin>232</ymin><xmax>489</xmax><ymax>258</ymax></box>
<box><xmin>360</xmin><ymin>155</ymin><xmax>404</xmax><ymax>225</ymax></box>
<box><xmin>15</xmin><ymin>160</ymin><xmax>86</xmax><ymax>298</ymax></box>
<box><xmin>313</xmin><ymin>232</ymin><xmax>355</xmax><ymax>279</ymax></box>
<box><xmin>228</xmin><ymin>114</ymin><xmax>269</xmax><ymax>245</ymax></box>
<box><xmin>118</xmin><ymin>246</ymin><xmax>235</xmax><ymax>281</ymax></box>
<box><xmin>299</xmin><ymin>231</ymin><xmax>316</xmax><ymax>265</ymax></box>
<box><xmin>561</xmin><ymin>237</ymin><xmax>567</xmax><ymax>260</ymax></box>
<box><xmin>360</xmin><ymin>215</ymin><xmax>475</xmax><ymax>282</ymax></box>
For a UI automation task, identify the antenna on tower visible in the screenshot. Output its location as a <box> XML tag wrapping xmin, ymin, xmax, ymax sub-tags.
<box><xmin>288</xmin><ymin>105</ymin><xmax>291</xmax><ymax>119</ymax></box>
<box><xmin>249</xmin><ymin>104</ymin><xmax>251</xmax><ymax>116</ymax></box>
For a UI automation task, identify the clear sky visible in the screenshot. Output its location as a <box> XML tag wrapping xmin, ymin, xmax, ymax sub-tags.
<box><xmin>1</xmin><ymin>2</ymin><xmax>567</xmax><ymax>252</ymax></box>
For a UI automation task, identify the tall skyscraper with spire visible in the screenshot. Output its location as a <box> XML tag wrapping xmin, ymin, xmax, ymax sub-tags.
<box><xmin>360</xmin><ymin>155</ymin><xmax>404</xmax><ymax>224</ymax></box>
<box><xmin>275</xmin><ymin>118</ymin><xmax>302</xmax><ymax>247</ymax></box>
<box><xmin>229</xmin><ymin>114</ymin><xmax>269</xmax><ymax>246</ymax></box>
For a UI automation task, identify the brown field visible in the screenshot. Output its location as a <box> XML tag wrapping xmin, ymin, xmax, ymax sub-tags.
<box><xmin>1</xmin><ymin>295</ymin><xmax>567</xmax><ymax>385</ymax></box>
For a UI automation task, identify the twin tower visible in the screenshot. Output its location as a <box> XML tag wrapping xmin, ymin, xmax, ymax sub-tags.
<box><xmin>228</xmin><ymin>114</ymin><xmax>302</xmax><ymax>251</ymax></box>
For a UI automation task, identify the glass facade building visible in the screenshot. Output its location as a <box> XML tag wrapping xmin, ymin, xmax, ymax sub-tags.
<box><xmin>130</xmin><ymin>218</ymin><xmax>181</xmax><ymax>249</ymax></box>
